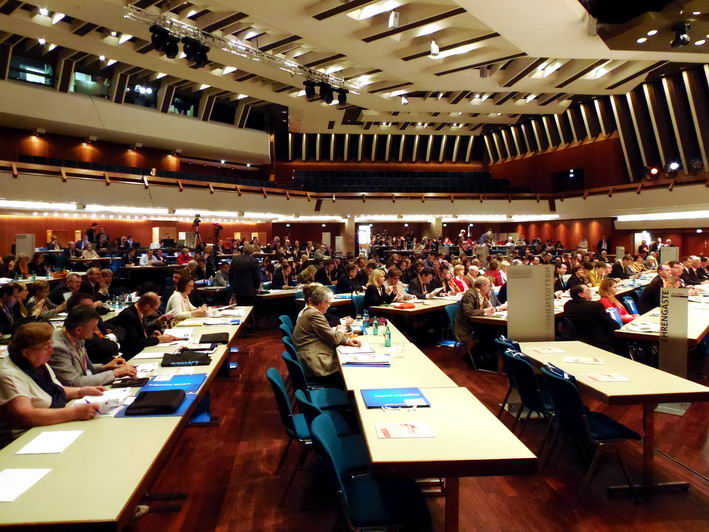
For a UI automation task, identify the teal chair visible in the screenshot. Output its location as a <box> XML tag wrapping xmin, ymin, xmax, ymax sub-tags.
<box><xmin>495</xmin><ymin>336</ymin><xmax>521</xmax><ymax>418</ymax></box>
<box><xmin>281</xmin><ymin>352</ymin><xmax>350</xmax><ymax>409</ymax></box>
<box><xmin>281</xmin><ymin>335</ymin><xmax>298</xmax><ymax>359</ymax></box>
<box><xmin>279</xmin><ymin>323</ymin><xmax>293</xmax><ymax>339</ymax></box>
<box><xmin>279</xmin><ymin>315</ymin><xmax>294</xmax><ymax>330</ymax></box>
<box><xmin>310</xmin><ymin>414</ymin><xmax>432</xmax><ymax>530</ymax></box>
<box><xmin>445</xmin><ymin>303</ymin><xmax>478</xmax><ymax>370</ymax></box>
<box><xmin>352</xmin><ymin>294</ymin><xmax>365</xmax><ymax>317</ymax></box>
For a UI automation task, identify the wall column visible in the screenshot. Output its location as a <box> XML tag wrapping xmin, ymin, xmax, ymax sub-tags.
<box><xmin>426</xmin><ymin>216</ymin><xmax>443</xmax><ymax>239</ymax></box>
<box><xmin>340</xmin><ymin>218</ymin><xmax>356</xmax><ymax>257</ymax></box>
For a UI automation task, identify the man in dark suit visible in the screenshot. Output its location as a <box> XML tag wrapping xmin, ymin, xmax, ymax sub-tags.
<box><xmin>80</xmin><ymin>267</ymin><xmax>105</xmax><ymax>301</ymax></box>
<box><xmin>610</xmin><ymin>255</ymin><xmax>634</xmax><ymax>280</ymax></box>
<box><xmin>229</xmin><ymin>243</ymin><xmax>261</xmax><ymax>307</ymax></box>
<box><xmin>698</xmin><ymin>257</ymin><xmax>709</xmax><ymax>281</ymax></box>
<box><xmin>564</xmin><ymin>284</ymin><xmax>620</xmax><ymax>353</ymax></box>
<box><xmin>49</xmin><ymin>273</ymin><xmax>83</xmax><ymax>305</ymax></box>
<box><xmin>596</xmin><ymin>235</ymin><xmax>610</xmax><ymax>254</ymax></box>
<box><xmin>335</xmin><ymin>263</ymin><xmax>362</xmax><ymax>294</ymax></box>
<box><xmin>314</xmin><ymin>259</ymin><xmax>336</xmax><ymax>285</ymax></box>
<box><xmin>637</xmin><ymin>264</ymin><xmax>671</xmax><ymax>314</ymax></box>
<box><xmin>106</xmin><ymin>292</ymin><xmax>175</xmax><ymax>360</ymax></box>
<box><xmin>0</xmin><ymin>284</ymin><xmax>18</xmax><ymax>335</ymax></box>
<box><xmin>680</xmin><ymin>256</ymin><xmax>701</xmax><ymax>286</ymax></box>
<box><xmin>408</xmin><ymin>268</ymin><xmax>444</xmax><ymax>299</ymax></box>
<box><xmin>86</xmin><ymin>223</ymin><xmax>99</xmax><ymax>244</ymax></box>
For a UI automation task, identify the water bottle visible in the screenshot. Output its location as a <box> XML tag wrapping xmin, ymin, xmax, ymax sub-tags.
<box><xmin>31</xmin><ymin>272</ymin><xmax>36</xmax><ymax>281</ymax></box>
<box><xmin>373</xmin><ymin>316</ymin><xmax>379</xmax><ymax>335</ymax></box>
<box><xmin>363</xmin><ymin>308</ymin><xmax>369</xmax><ymax>322</ymax></box>
<box><xmin>384</xmin><ymin>325</ymin><xmax>391</xmax><ymax>347</ymax></box>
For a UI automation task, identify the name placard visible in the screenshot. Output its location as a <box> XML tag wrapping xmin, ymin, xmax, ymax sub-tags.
<box><xmin>615</xmin><ymin>246</ymin><xmax>625</xmax><ymax>259</ymax></box>
<box><xmin>658</xmin><ymin>287</ymin><xmax>688</xmax><ymax>377</ymax></box>
<box><xmin>508</xmin><ymin>265</ymin><xmax>555</xmax><ymax>341</ymax></box>
<box><xmin>660</xmin><ymin>246</ymin><xmax>679</xmax><ymax>264</ymax></box>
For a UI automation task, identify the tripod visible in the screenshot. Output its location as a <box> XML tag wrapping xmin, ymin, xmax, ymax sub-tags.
<box><xmin>191</xmin><ymin>222</ymin><xmax>204</xmax><ymax>250</ymax></box>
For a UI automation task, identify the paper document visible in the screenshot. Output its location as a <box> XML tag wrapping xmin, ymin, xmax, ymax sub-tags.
<box><xmin>220</xmin><ymin>309</ymin><xmax>245</xmax><ymax>317</ymax></box>
<box><xmin>376</xmin><ymin>422</ymin><xmax>434</xmax><ymax>439</ymax></box>
<box><xmin>624</xmin><ymin>322</ymin><xmax>659</xmax><ymax>332</ymax></box>
<box><xmin>341</xmin><ymin>353</ymin><xmax>391</xmax><ymax>365</ymax></box>
<box><xmin>165</xmin><ymin>328</ymin><xmax>193</xmax><ymax>339</ymax></box>
<box><xmin>563</xmin><ymin>356</ymin><xmax>604</xmax><ymax>365</ymax></box>
<box><xmin>582</xmin><ymin>373</ymin><xmax>631</xmax><ymax>382</ymax></box>
<box><xmin>529</xmin><ymin>346</ymin><xmax>565</xmax><ymax>354</ymax></box>
<box><xmin>176</xmin><ymin>318</ymin><xmax>206</xmax><ymax>326</ymax></box>
<box><xmin>135</xmin><ymin>363</ymin><xmax>159</xmax><ymax>378</ymax></box>
<box><xmin>0</xmin><ymin>469</ymin><xmax>51</xmax><ymax>502</ymax></box>
<box><xmin>74</xmin><ymin>388</ymin><xmax>130</xmax><ymax>416</ymax></box>
<box><xmin>16</xmin><ymin>430</ymin><xmax>83</xmax><ymax>455</ymax></box>
<box><xmin>337</xmin><ymin>344</ymin><xmax>375</xmax><ymax>355</ymax></box>
<box><xmin>204</xmin><ymin>318</ymin><xmax>240</xmax><ymax>326</ymax></box>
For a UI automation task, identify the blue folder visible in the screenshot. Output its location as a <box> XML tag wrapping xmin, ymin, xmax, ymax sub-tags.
<box><xmin>116</xmin><ymin>374</ymin><xmax>207</xmax><ymax>417</ymax></box>
<box><xmin>360</xmin><ymin>387</ymin><xmax>430</xmax><ymax>408</ymax></box>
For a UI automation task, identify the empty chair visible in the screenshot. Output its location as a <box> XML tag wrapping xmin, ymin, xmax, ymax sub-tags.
<box><xmin>540</xmin><ymin>366</ymin><xmax>640</xmax><ymax>505</ymax></box>
<box><xmin>495</xmin><ymin>336</ymin><xmax>522</xmax><ymax>417</ymax></box>
<box><xmin>279</xmin><ymin>314</ymin><xmax>294</xmax><ymax>331</ymax></box>
<box><xmin>279</xmin><ymin>322</ymin><xmax>293</xmax><ymax>339</ymax></box>
<box><xmin>351</xmin><ymin>294</ymin><xmax>365</xmax><ymax>317</ymax></box>
<box><xmin>310</xmin><ymin>414</ymin><xmax>431</xmax><ymax>531</ymax></box>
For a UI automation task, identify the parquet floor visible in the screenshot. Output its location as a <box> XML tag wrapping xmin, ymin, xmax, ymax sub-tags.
<box><xmin>131</xmin><ymin>330</ymin><xmax>709</xmax><ymax>532</ymax></box>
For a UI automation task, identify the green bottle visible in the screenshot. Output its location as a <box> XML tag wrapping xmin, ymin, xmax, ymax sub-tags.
<box><xmin>384</xmin><ymin>325</ymin><xmax>391</xmax><ymax>348</ymax></box>
<box><xmin>373</xmin><ymin>316</ymin><xmax>379</xmax><ymax>335</ymax></box>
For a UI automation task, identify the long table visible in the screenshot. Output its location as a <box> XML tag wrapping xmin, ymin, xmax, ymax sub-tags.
<box><xmin>615</xmin><ymin>302</ymin><xmax>709</xmax><ymax>346</ymax></box>
<box><xmin>0</xmin><ymin>308</ymin><xmax>252</xmax><ymax>530</ymax></box>
<box><xmin>368</xmin><ymin>298</ymin><xmax>455</xmax><ymax>317</ymax></box>
<box><xmin>519</xmin><ymin>340</ymin><xmax>709</xmax><ymax>494</ymax></box>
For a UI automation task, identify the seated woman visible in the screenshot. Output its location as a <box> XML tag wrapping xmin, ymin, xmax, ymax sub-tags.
<box><xmin>26</xmin><ymin>280</ymin><xmax>66</xmax><ymax>320</ymax></box>
<box><xmin>631</xmin><ymin>255</ymin><xmax>647</xmax><ymax>273</ymax></box>
<box><xmin>0</xmin><ymin>322</ymin><xmax>103</xmax><ymax>447</ymax></box>
<box><xmin>166</xmin><ymin>277</ymin><xmax>208</xmax><ymax>321</ymax></box>
<box><xmin>176</xmin><ymin>247</ymin><xmax>192</xmax><ymax>265</ymax></box>
<box><xmin>28</xmin><ymin>253</ymin><xmax>48</xmax><ymax>277</ymax></box>
<box><xmin>439</xmin><ymin>267</ymin><xmax>461</xmax><ymax>295</ymax></box>
<box><xmin>291</xmin><ymin>286</ymin><xmax>360</xmax><ymax>381</ymax></box>
<box><xmin>598</xmin><ymin>277</ymin><xmax>637</xmax><ymax>324</ymax></box>
<box><xmin>13</xmin><ymin>254</ymin><xmax>30</xmax><ymax>279</ymax></box>
<box><xmin>81</xmin><ymin>243</ymin><xmax>99</xmax><ymax>260</ymax></box>
<box><xmin>363</xmin><ymin>269</ymin><xmax>397</xmax><ymax>309</ymax></box>
<box><xmin>484</xmin><ymin>260</ymin><xmax>503</xmax><ymax>287</ymax></box>
<box><xmin>452</xmin><ymin>264</ymin><xmax>470</xmax><ymax>292</ymax></box>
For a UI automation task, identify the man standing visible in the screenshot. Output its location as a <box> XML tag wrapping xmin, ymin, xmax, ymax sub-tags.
<box><xmin>229</xmin><ymin>244</ymin><xmax>261</xmax><ymax>307</ymax></box>
<box><xmin>596</xmin><ymin>235</ymin><xmax>610</xmax><ymax>254</ymax></box>
<box><xmin>86</xmin><ymin>223</ymin><xmax>99</xmax><ymax>244</ymax></box>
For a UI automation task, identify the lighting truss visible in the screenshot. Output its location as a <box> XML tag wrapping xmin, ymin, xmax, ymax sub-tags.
<box><xmin>125</xmin><ymin>5</ymin><xmax>360</xmax><ymax>94</ymax></box>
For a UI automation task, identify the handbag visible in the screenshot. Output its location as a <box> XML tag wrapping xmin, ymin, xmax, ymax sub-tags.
<box><xmin>124</xmin><ymin>389</ymin><xmax>185</xmax><ymax>416</ymax></box>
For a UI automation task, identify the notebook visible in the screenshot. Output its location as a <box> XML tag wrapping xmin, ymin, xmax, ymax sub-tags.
<box><xmin>361</xmin><ymin>387</ymin><xmax>430</xmax><ymax>408</ymax></box>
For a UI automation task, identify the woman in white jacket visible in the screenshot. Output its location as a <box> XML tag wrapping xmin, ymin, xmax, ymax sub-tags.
<box><xmin>166</xmin><ymin>277</ymin><xmax>208</xmax><ymax>321</ymax></box>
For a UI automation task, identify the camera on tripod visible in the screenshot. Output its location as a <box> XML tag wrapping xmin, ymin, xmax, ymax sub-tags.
<box><xmin>192</xmin><ymin>215</ymin><xmax>201</xmax><ymax>227</ymax></box>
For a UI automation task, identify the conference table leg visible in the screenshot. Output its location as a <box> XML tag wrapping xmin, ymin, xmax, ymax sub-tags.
<box><xmin>445</xmin><ymin>477</ymin><xmax>459</xmax><ymax>531</ymax></box>
<box><xmin>608</xmin><ymin>401</ymin><xmax>689</xmax><ymax>497</ymax></box>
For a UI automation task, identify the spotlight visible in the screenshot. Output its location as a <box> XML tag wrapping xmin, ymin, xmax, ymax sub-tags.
<box><xmin>401</xmin><ymin>95</ymin><xmax>409</xmax><ymax>105</ymax></box>
<box><xmin>689</xmin><ymin>158</ymin><xmax>704</xmax><ymax>174</ymax></box>
<box><xmin>670</xmin><ymin>21</ymin><xmax>691</xmax><ymax>47</ymax></box>
<box><xmin>303</xmin><ymin>80</ymin><xmax>316</xmax><ymax>100</ymax></box>
<box><xmin>336</xmin><ymin>88</ymin><xmax>348</xmax><ymax>105</ymax></box>
<box><xmin>668</xmin><ymin>161</ymin><xmax>680</xmax><ymax>171</ymax></box>
<box><xmin>150</xmin><ymin>25</ymin><xmax>179</xmax><ymax>59</ymax></box>
<box><xmin>642</xmin><ymin>166</ymin><xmax>660</xmax><ymax>180</ymax></box>
<box><xmin>181</xmin><ymin>37</ymin><xmax>210</xmax><ymax>68</ymax></box>
<box><xmin>318</xmin><ymin>82</ymin><xmax>334</xmax><ymax>104</ymax></box>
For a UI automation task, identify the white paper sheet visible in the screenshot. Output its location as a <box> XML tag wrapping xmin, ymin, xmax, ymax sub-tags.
<box><xmin>74</xmin><ymin>388</ymin><xmax>130</xmax><ymax>416</ymax></box>
<box><xmin>375</xmin><ymin>422</ymin><xmax>434</xmax><ymax>439</ymax></box>
<box><xmin>563</xmin><ymin>356</ymin><xmax>604</xmax><ymax>365</ymax></box>
<box><xmin>581</xmin><ymin>373</ymin><xmax>631</xmax><ymax>382</ymax></box>
<box><xmin>164</xmin><ymin>327</ymin><xmax>193</xmax><ymax>339</ymax></box>
<box><xmin>176</xmin><ymin>319</ymin><xmax>206</xmax><ymax>327</ymax></box>
<box><xmin>337</xmin><ymin>344</ymin><xmax>375</xmax><ymax>355</ymax></box>
<box><xmin>16</xmin><ymin>430</ymin><xmax>83</xmax><ymax>455</ymax></box>
<box><xmin>529</xmin><ymin>346</ymin><xmax>565</xmax><ymax>354</ymax></box>
<box><xmin>0</xmin><ymin>469</ymin><xmax>51</xmax><ymax>502</ymax></box>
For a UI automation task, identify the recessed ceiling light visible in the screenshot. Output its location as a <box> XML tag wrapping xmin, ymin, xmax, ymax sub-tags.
<box><xmin>636</xmin><ymin>37</ymin><xmax>647</xmax><ymax>43</ymax></box>
<box><xmin>692</xmin><ymin>11</ymin><xmax>701</xmax><ymax>15</ymax></box>
<box><xmin>38</xmin><ymin>38</ymin><xmax>46</xmax><ymax>45</ymax></box>
<box><xmin>38</xmin><ymin>7</ymin><xmax>49</xmax><ymax>16</ymax></box>
<box><xmin>695</xmin><ymin>39</ymin><xmax>706</xmax><ymax>45</ymax></box>
<box><xmin>647</xmin><ymin>29</ymin><xmax>658</xmax><ymax>36</ymax></box>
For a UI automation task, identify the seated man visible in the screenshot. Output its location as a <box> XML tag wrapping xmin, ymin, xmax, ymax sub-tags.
<box><xmin>610</xmin><ymin>255</ymin><xmax>634</xmax><ymax>280</ymax></box>
<box><xmin>0</xmin><ymin>284</ymin><xmax>19</xmax><ymax>335</ymax></box>
<box><xmin>680</xmin><ymin>256</ymin><xmax>701</xmax><ymax>286</ymax></box>
<box><xmin>335</xmin><ymin>263</ymin><xmax>363</xmax><ymax>294</ymax></box>
<box><xmin>106</xmin><ymin>292</ymin><xmax>176</xmax><ymax>360</ymax></box>
<box><xmin>383</xmin><ymin>268</ymin><xmax>414</xmax><ymax>300</ymax></box>
<box><xmin>408</xmin><ymin>267</ymin><xmax>445</xmax><ymax>299</ymax></box>
<box><xmin>637</xmin><ymin>264</ymin><xmax>671</xmax><ymax>313</ymax></box>
<box><xmin>314</xmin><ymin>259</ymin><xmax>336</xmax><ymax>285</ymax></box>
<box><xmin>49</xmin><ymin>305</ymin><xmax>136</xmax><ymax>387</ymax></box>
<box><xmin>66</xmin><ymin>292</ymin><xmax>125</xmax><ymax>364</ymax></box>
<box><xmin>291</xmin><ymin>286</ymin><xmax>360</xmax><ymax>381</ymax></box>
<box><xmin>213</xmin><ymin>261</ymin><xmax>231</xmax><ymax>287</ymax></box>
<box><xmin>563</xmin><ymin>284</ymin><xmax>620</xmax><ymax>353</ymax></box>
<box><xmin>271</xmin><ymin>263</ymin><xmax>296</xmax><ymax>289</ymax></box>
<box><xmin>49</xmin><ymin>273</ymin><xmax>83</xmax><ymax>305</ymax></box>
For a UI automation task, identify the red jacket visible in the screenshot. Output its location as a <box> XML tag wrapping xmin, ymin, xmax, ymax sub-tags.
<box><xmin>599</xmin><ymin>297</ymin><xmax>634</xmax><ymax>323</ymax></box>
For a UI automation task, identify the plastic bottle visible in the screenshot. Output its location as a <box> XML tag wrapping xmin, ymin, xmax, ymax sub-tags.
<box><xmin>384</xmin><ymin>325</ymin><xmax>391</xmax><ymax>347</ymax></box>
<box><xmin>363</xmin><ymin>308</ymin><xmax>369</xmax><ymax>322</ymax></box>
<box><xmin>373</xmin><ymin>316</ymin><xmax>379</xmax><ymax>335</ymax></box>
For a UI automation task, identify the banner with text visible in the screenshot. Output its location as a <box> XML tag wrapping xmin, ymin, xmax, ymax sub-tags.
<box><xmin>508</xmin><ymin>265</ymin><xmax>555</xmax><ymax>341</ymax></box>
<box><xmin>658</xmin><ymin>287</ymin><xmax>688</xmax><ymax>378</ymax></box>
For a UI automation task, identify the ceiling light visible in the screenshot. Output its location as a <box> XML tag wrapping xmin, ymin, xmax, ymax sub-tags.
<box><xmin>303</xmin><ymin>80</ymin><xmax>316</xmax><ymax>100</ymax></box>
<box><xmin>198</xmin><ymin>84</ymin><xmax>210</xmax><ymax>90</ymax></box>
<box><xmin>236</xmin><ymin>94</ymin><xmax>248</xmax><ymax>100</ymax></box>
<box><xmin>48</xmin><ymin>44</ymin><xmax>56</xmax><ymax>52</ymax></box>
<box><xmin>430</xmin><ymin>39</ymin><xmax>440</xmax><ymax>57</ymax></box>
<box><xmin>336</xmin><ymin>88</ymin><xmax>348</xmax><ymax>105</ymax></box>
<box><xmin>668</xmin><ymin>161</ymin><xmax>680</xmax><ymax>171</ymax></box>
<box><xmin>118</xmin><ymin>34</ymin><xmax>133</xmax><ymax>45</ymax></box>
<box><xmin>617</xmin><ymin>210</ymin><xmax>709</xmax><ymax>222</ymax></box>
<box><xmin>695</xmin><ymin>39</ymin><xmax>706</xmax><ymax>45</ymax></box>
<box><xmin>38</xmin><ymin>38</ymin><xmax>46</xmax><ymax>45</ymax></box>
<box><xmin>647</xmin><ymin>29</ymin><xmax>658</xmax><ymax>36</ymax></box>
<box><xmin>697</xmin><ymin>229</ymin><xmax>703</xmax><ymax>233</ymax></box>
<box><xmin>348</xmin><ymin>1</ymin><xmax>402</xmax><ymax>21</ymax></box>
<box><xmin>692</xmin><ymin>11</ymin><xmax>701</xmax><ymax>15</ymax></box>
<box><xmin>106</xmin><ymin>59</ymin><xmax>117</xmax><ymax>66</ymax></box>
<box><xmin>182</xmin><ymin>36</ymin><xmax>210</xmax><ymax>68</ymax></box>
<box><xmin>0</xmin><ymin>200</ymin><xmax>76</xmax><ymax>211</ymax></box>
<box><xmin>38</xmin><ymin>7</ymin><xmax>49</xmax><ymax>17</ymax></box>
<box><xmin>110</xmin><ymin>31</ymin><xmax>117</xmax><ymax>37</ymax></box>
<box><xmin>401</xmin><ymin>95</ymin><xmax>408</xmax><ymax>105</ymax></box>
<box><xmin>222</xmin><ymin>65</ymin><xmax>237</xmax><ymax>75</ymax></box>
<box><xmin>636</xmin><ymin>37</ymin><xmax>647</xmax><ymax>43</ymax></box>
<box><xmin>51</xmin><ymin>12</ymin><xmax>65</xmax><ymax>24</ymax></box>
<box><xmin>220</xmin><ymin>159</ymin><xmax>225</xmax><ymax>164</ymax></box>
<box><xmin>388</xmin><ymin>10</ymin><xmax>399</xmax><ymax>29</ymax></box>
<box><xmin>99</xmin><ymin>55</ymin><xmax>105</xmax><ymax>61</ymax></box>
<box><xmin>670</xmin><ymin>21</ymin><xmax>691</xmax><ymax>47</ymax></box>
<box><xmin>155</xmin><ymin>72</ymin><xmax>166</xmax><ymax>79</ymax></box>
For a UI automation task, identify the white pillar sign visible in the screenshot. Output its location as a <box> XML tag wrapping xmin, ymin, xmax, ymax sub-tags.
<box><xmin>660</xmin><ymin>246</ymin><xmax>679</xmax><ymax>264</ymax></box>
<box><xmin>615</xmin><ymin>246</ymin><xmax>625</xmax><ymax>259</ymax></box>
<box><xmin>508</xmin><ymin>265</ymin><xmax>555</xmax><ymax>341</ymax></box>
<box><xmin>658</xmin><ymin>287</ymin><xmax>688</xmax><ymax>378</ymax></box>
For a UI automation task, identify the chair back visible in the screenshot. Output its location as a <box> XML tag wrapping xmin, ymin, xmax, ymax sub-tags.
<box><xmin>294</xmin><ymin>389</ymin><xmax>324</xmax><ymax>427</ymax></box>
<box><xmin>351</xmin><ymin>294</ymin><xmax>365</xmax><ymax>317</ymax></box>
<box><xmin>282</xmin><ymin>335</ymin><xmax>298</xmax><ymax>359</ymax></box>
<box><xmin>266</xmin><ymin>368</ymin><xmax>299</xmax><ymax>438</ymax></box>
<box><xmin>311</xmin><ymin>414</ymin><xmax>349</xmax><ymax>495</ymax></box>
<box><xmin>540</xmin><ymin>366</ymin><xmax>591</xmax><ymax>443</ymax></box>
<box><xmin>279</xmin><ymin>322</ymin><xmax>293</xmax><ymax>339</ymax></box>
<box><xmin>281</xmin><ymin>351</ymin><xmax>310</xmax><ymax>394</ymax></box>
<box><xmin>444</xmin><ymin>303</ymin><xmax>459</xmax><ymax>327</ymax></box>
<box><xmin>621</xmin><ymin>296</ymin><xmax>638</xmax><ymax>315</ymax></box>
<box><xmin>557</xmin><ymin>317</ymin><xmax>578</xmax><ymax>341</ymax></box>
<box><xmin>278</xmin><ymin>314</ymin><xmax>294</xmax><ymax>330</ymax></box>
<box><xmin>605</xmin><ymin>306</ymin><xmax>623</xmax><ymax>326</ymax></box>
<box><xmin>495</xmin><ymin>335</ymin><xmax>521</xmax><ymax>352</ymax></box>
<box><xmin>503</xmin><ymin>350</ymin><xmax>546</xmax><ymax>412</ymax></box>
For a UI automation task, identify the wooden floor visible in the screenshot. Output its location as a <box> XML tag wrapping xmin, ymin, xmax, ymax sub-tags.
<box><xmin>131</xmin><ymin>330</ymin><xmax>709</xmax><ymax>532</ymax></box>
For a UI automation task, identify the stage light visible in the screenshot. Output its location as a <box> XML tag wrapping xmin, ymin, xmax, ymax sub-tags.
<box><xmin>337</xmin><ymin>88</ymin><xmax>348</xmax><ymax>105</ymax></box>
<box><xmin>150</xmin><ymin>25</ymin><xmax>179</xmax><ymax>59</ymax></box>
<box><xmin>319</xmin><ymin>82</ymin><xmax>334</xmax><ymax>104</ymax></box>
<box><xmin>181</xmin><ymin>36</ymin><xmax>210</xmax><ymax>68</ymax></box>
<box><xmin>401</xmin><ymin>95</ymin><xmax>408</xmax><ymax>105</ymax></box>
<box><xmin>303</xmin><ymin>80</ymin><xmax>316</xmax><ymax>100</ymax></box>
<box><xmin>388</xmin><ymin>10</ymin><xmax>399</xmax><ymax>28</ymax></box>
<box><xmin>668</xmin><ymin>161</ymin><xmax>680</xmax><ymax>171</ymax></box>
<box><xmin>670</xmin><ymin>21</ymin><xmax>691</xmax><ymax>47</ymax></box>
<box><xmin>689</xmin><ymin>158</ymin><xmax>704</xmax><ymax>174</ymax></box>
<box><xmin>430</xmin><ymin>39</ymin><xmax>440</xmax><ymax>56</ymax></box>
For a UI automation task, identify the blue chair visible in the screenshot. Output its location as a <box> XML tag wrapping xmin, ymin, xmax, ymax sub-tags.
<box><xmin>310</xmin><ymin>414</ymin><xmax>431</xmax><ymax>530</ymax></box>
<box><xmin>495</xmin><ymin>337</ymin><xmax>520</xmax><ymax>418</ymax></box>
<box><xmin>605</xmin><ymin>306</ymin><xmax>623</xmax><ymax>326</ymax></box>
<box><xmin>279</xmin><ymin>314</ymin><xmax>294</xmax><ymax>330</ymax></box>
<box><xmin>281</xmin><ymin>335</ymin><xmax>298</xmax><ymax>360</ymax></box>
<box><xmin>621</xmin><ymin>296</ymin><xmax>638</xmax><ymax>315</ymax></box>
<box><xmin>281</xmin><ymin>352</ymin><xmax>351</xmax><ymax>410</ymax></box>
<box><xmin>352</xmin><ymin>294</ymin><xmax>365</xmax><ymax>317</ymax></box>
<box><xmin>540</xmin><ymin>366</ymin><xmax>640</xmax><ymax>505</ymax></box>
<box><xmin>502</xmin><ymin>350</ymin><xmax>554</xmax><ymax>453</ymax></box>
<box><xmin>279</xmin><ymin>322</ymin><xmax>293</xmax><ymax>339</ymax></box>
